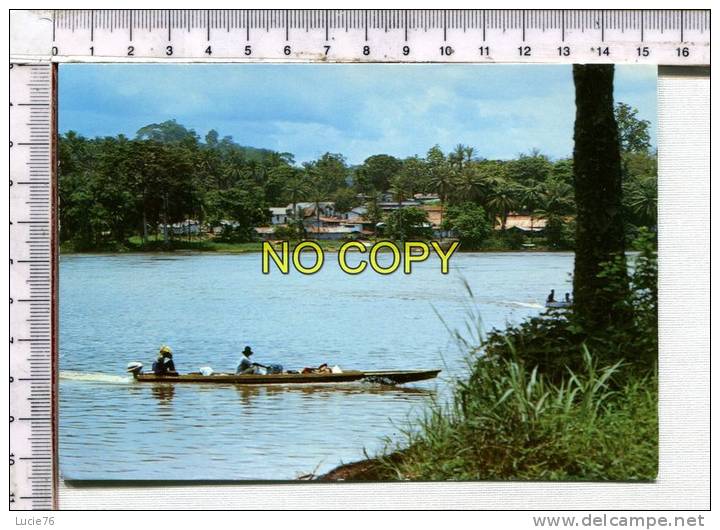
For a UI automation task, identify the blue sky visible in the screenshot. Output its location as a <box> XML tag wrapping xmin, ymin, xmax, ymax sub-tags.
<box><xmin>59</xmin><ymin>64</ymin><xmax>656</xmax><ymax>165</ymax></box>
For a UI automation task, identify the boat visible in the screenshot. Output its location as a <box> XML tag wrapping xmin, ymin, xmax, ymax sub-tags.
<box><xmin>126</xmin><ymin>362</ymin><xmax>440</xmax><ymax>386</ymax></box>
<box><xmin>545</xmin><ymin>301</ymin><xmax>571</xmax><ymax>309</ymax></box>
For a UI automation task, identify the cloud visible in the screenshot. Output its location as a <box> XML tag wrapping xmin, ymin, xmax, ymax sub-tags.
<box><xmin>59</xmin><ymin>64</ymin><xmax>657</xmax><ymax>164</ymax></box>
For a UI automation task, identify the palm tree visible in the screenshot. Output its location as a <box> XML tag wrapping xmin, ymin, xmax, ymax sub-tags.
<box><xmin>284</xmin><ymin>175</ymin><xmax>309</xmax><ymax>223</ymax></box>
<box><xmin>486</xmin><ymin>182</ymin><xmax>518</xmax><ymax>231</ymax></box>
<box><xmin>517</xmin><ymin>183</ymin><xmax>545</xmax><ymax>232</ymax></box>
<box><xmin>454</xmin><ymin>167</ymin><xmax>483</xmax><ymax>203</ymax></box>
<box><xmin>534</xmin><ymin>180</ymin><xmax>574</xmax><ymax>240</ymax></box>
<box><xmin>627</xmin><ymin>176</ymin><xmax>657</xmax><ymax>226</ymax></box>
<box><xmin>221</xmin><ymin>155</ymin><xmax>245</xmax><ymax>189</ymax></box>
<box><xmin>430</xmin><ymin>164</ymin><xmax>454</xmax><ymax>228</ymax></box>
<box><xmin>308</xmin><ymin>181</ymin><xmax>326</xmax><ymax>236</ymax></box>
<box><xmin>389</xmin><ymin>172</ymin><xmax>414</xmax><ymax>240</ymax></box>
<box><xmin>541</xmin><ymin>180</ymin><xmax>574</xmax><ymax>215</ymax></box>
<box><xmin>365</xmin><ymin>191</ymin><xmax>383</xmax><ymax>237</ymax></box>
<box><xmin>449</xmin><ymin>144</ymin><xmax>476</xmax><ymax>172</ymax></box>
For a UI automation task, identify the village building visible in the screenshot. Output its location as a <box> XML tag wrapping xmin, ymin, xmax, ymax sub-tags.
<box><xmin>286</xmin><ymin>202</ymin><xmax>336</xmax><ymax>223</ymax></box>
<box><xmin>419</xmin><ymin>204</ymin><xmax>453</xmax><ymax>238</ymax></box>
<box><xmin>305</xmin><ymin>225</ymin><xmax>364</xmax><ymax>240</ymax></box>
<box><xmin>496</xmin><ymin>214</ymin><xmax>547</xmax><ymax>232</ymax></box>
<box><xmin>254</xmin><ymin>226</ymin><xmax>276</xmax><ymax>238</ymax></box>
<box><xmin>413</xmin><ymin>193</ymin><xmax>441</xmax><ymax>204</ymax></box>
<box><xmin>377</xmin><ymin>200</ymin><xmax>421</xmax><ymax>212</ymax></box>
<box><xmin>343</xmin><ymin>206</ymin><xmax>367</xmax><ymax>221</ymax></box>
<box><xmin>160</xmin><ymin>219</ymin><xmax>202</xmax><ymax>236</ymax></box>
<box><xmin>269</xmin><ymin>207</ymin><xmax>289</xmax><ymax>225</ymax></box>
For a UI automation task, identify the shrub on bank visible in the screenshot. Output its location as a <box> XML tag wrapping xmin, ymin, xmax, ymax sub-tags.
<box><xmin>373</xmin><ymin>234</ymin><xmax>658</xmax><ymax>481</ymax></box>
<box><xmin>483</xmin><ymin>229</ymin><xmax>657</xmax><ymax>380</ymax></box>
<box><xmin>380</xmin><ymin>348</ymin><xmax>657</xmax><ymax>481</ymax></box>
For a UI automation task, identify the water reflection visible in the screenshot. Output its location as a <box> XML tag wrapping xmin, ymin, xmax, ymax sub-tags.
<box><xmin>150</xmin><ymin>384</ymin><xmax>176</xmax><ymax>405</ymax></box>
<box><xmin>144</xmin><ymin>381</ymin><xmax>435</xmax><ymax>406</ymax></box>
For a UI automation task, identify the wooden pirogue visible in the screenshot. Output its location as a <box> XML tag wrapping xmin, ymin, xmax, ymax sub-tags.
<box><xmin>129</xmin><ymin>369</ymin><xmax>440</xmax><ymax>386</ymax></box>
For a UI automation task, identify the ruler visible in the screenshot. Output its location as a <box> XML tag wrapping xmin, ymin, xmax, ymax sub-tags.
<box><xmin>10</xmin><ymin>9</ymin><xmax>711</xmax><ymax>65</ymax></box>
<box><xmin>6</xmin><ymin>9</ymin><xmax>711</xmax><ymax>511</ymax></box>
<box><xmin>9</xmin><ymin>63</ymin><xmax>56</xmax><ymax>510</ymax></box>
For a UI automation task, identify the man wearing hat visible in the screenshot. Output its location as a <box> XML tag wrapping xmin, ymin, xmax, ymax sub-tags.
<box><xmin>153</xmin><ymin>345</ymin><xmax>177</xmax><ymax>375</ymax></box>
<box><xmin>236</xmin><ymin>346</ymin><xmax>259</xmax><ymax>375</ymax></box>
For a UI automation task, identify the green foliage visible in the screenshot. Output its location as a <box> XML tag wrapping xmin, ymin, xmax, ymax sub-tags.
<box><xmin>332</xmin><ymin>187</ymin><xmax>359</xmax><ymax>214</ymax></box>
<box><xmin>426</xmin><ymin>145</ymin><xmax>454</xmax><ymax>203</ymax></box>
<box><xmin>303</xmin><ymin>152</ymin><xmax>349</xmax><ymax>194</ymax></box>
<box><xmin>388</xmin><ymin>169</ymin><xmax>415</xmax><ymax>204</ymax></box>
<box><xmin>381</xmin><ymin>350</ymin><xmax>657</xmax><ymax>481</ymax></box>
<box><xmin>543</xmin><ymin>215</ymin><xmax>575</xmax><ymax>250</ymax></box>
<box><xmin>625</xmin><ymin>176</ymin><xmax>657</xmax><ymax>227</ymax></box>
<box><xmin>615</xmin><ymin>102</ymin><xmax>652</xmax><ymax>154</ymax></box>
<box><xmin>58</xmin><ymin>127</ymin><xmax>296</xmax><ymax>250</ymax></box>
<box><xmin>136</xmin><ymin>119</ymin><xmax>199</xmax><ymax>144</ymax></box>
<box><xmin>204</xmin><ymin>187</ymin><xmax>268</xmax><ymax>242</ymax></box>
<box><xmin>355</xmin><ymin>154</ymin><xmax>403</xmax><ymax>193</ymax></box>
<box><xmin>60</xmin><ymin>104</ymin><xmax>655</xmax><ymax>252</ymax></box>
<box><xmin>364</xmin><ymin>192</ymin><xmax>383</xmax><ymax>233</ymax></box>
<box><xmin>483</xmin><ymin>179</ymin><xmax>516</xmax><ymax>227</ymax></box>
<box><xmin>272</xmin><ymin>223</ymin><xmax>303</xmax><ymax>240</ymax></box>
<box><xmin>383</xmin><ymin>207</ymin><xmax>432</xmax><ymax>241</ymax></box>
<box><xmin>443</xmin><ymin>203</ymin><xmax>491</xmax><ymax>249</ymax></box>
<box><xmin>507</xmin><ymin>149</ymin><xmax>553</xmax><ymax>185</ymax></box>
<box><xmin>485</xmin><ymin>236</ymin><xmax>657</xmax><ymax>379</ymax></box>
<box><xmin>551</xmin><ymin>158</ymin><xmax>574</xmax><ymax>184</ymax></box>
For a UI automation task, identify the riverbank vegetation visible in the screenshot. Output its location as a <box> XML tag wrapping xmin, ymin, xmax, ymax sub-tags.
<box><xmin>320</xmin><ymin>65</ymin><xmax>657</xmax><ymax>482</ymax></box>
<box><xmin>366</xmin><ymin>235</ymin><xmax>657</xmax><ymax>481</ymax></box>
<box><xmin>59</xmin><ymin>103</ymin><xmax>655</xmax><ymax>253</ymax></box>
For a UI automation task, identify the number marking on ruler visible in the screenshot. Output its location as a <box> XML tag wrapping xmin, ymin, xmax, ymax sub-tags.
<box><xmin>9</xmin><ymin>63</ymin><xmax>57</xmax><ymax>511</ymax></box>
<box><xmin>8</xmin><ymin>9</ymin><xmax>711</xmax><ymax>65</ymax></box>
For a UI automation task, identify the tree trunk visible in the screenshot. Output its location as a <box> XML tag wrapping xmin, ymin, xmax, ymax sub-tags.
<box><xmin>142</xmin><ymin>205</ymin><xmax>148</xmax><ymax>245</ymax></box>
<box><xmin>162</xmin><ymin>192</ymin><xmax>169</xmax><ymax>246</ymax></box>
<box><xmin>572</xmin><ymin>64</ymin><xmax>629</xmax><ymax>330</ymax></box>
<box><xmin>439</xmin><ymin>202</ymin><xmax>444</xmax><ymax>240</ymax></box>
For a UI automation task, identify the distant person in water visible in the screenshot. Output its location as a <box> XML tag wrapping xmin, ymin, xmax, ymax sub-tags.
<box><xmin>236</xmin><ymin>346</ymin><xmax>257</xmax><ymax>375</ymax></box>
<box><xmin>546</xmin><ymin>289</ymin><xmax>556</xmax><ymax>303</ymax></box>
<box><xmin>565</xmin><ymin>292</ymin><xmax>572</xmax><ymax>303</ymax></box>
<box><xmin>153</xmin><ymin>345</ymin><xmax>176</xmax><ymax>375</ymax></box>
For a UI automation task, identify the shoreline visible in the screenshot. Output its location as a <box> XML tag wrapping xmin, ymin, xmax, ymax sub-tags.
<box><xmin>59</xmin><ymin>244</ymin><xmax>572</xmax><ymax>256</ymax></box>
<box><xmin>315</xmin><ymin>453</ymin><xmax>402</xmax><ymax>481</ymax></box>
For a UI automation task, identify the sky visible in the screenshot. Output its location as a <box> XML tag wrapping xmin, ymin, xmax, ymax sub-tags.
<box><xmin>59</xmin><ymin>64</ymin><xmax>657</xmax><ymax>165</ymax></box>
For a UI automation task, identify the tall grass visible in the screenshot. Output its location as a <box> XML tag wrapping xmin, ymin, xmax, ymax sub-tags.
<box><xmin>377</xmin><ymin>293</ymin><xmax>658</xmax><ymax>481</ymax></box>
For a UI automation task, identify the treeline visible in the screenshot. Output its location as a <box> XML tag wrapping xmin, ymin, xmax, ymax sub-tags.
<box><xmin>58</xmin><ymin>103</ymin><xmax>657</xmax><ymax>251</ymax></box>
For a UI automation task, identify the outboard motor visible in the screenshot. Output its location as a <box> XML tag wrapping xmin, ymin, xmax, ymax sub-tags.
<box><xmin>126</xmin><ymin>361</ymin><xmax>143</xmax><ymax>378</ymax></box>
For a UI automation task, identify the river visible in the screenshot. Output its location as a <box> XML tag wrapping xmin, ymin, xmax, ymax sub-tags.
<box><xmin>59</xmin><ymin>251</ymin><xmax>573</xmax><ymax>480</ymax></box>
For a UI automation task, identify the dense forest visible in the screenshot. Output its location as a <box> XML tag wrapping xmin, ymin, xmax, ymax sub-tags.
<box><xmin>58</xmin><ymin>102</ymin><xmax>657</xmax><ymax>251</ymax></box>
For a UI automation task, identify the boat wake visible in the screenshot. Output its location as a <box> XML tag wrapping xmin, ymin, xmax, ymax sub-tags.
<box><xmin>59</xmin><ymin>371</ymin><xmax>131</xmax><ymax>384</ymax></box>
<box><xmin>502</xmin><ymin>301</ymin><xmax>544</xmax><ymax>309</ymax></box>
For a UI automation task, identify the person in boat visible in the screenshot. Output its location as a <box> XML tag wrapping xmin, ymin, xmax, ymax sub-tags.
<box><xmin>236</xmin><ymin>346</ymin><xmax>259</xmax><ymax>375</ymax></box>
<box><xmin>153</xmin><ymin>345</ymin><xmax>177</xmax><ymax>375</ymax></box>
<box><xmin>546</xmin><ymin>289</ymin><xmax>556</xmax><ymax>304</ymax></box>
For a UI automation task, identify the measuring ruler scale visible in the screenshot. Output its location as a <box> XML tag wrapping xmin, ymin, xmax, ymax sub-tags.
<box><xmin>7</xmin><ymin>9</ymin><xmax>710</xmax><ymax>511</ymax></box>
<box><xmin>9</xmin><ymin>9</ymin><xmax>710</xmax><ymax>64</ymax></box>
<box><xmin>9</xmin><ymin>62</ymin><xmax>56</xmax><ymax>511</ymax></box>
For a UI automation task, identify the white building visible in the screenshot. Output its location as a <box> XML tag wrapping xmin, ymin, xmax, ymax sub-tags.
<box><xmin>269</xmin><ymin>207</ymin><xmax>289</xmax><ymax>225</ymax></box>
<box><xmin>286</xmin><ymin>202</ymin><xmax>336</xmax><ymax>220</ymax></box>
<box><xmin>345</xmin><ymin>206</ymin><xmax>367</xmax><ymax>221</ymax></box>
<box><xmin>160</xmin><ymin>219</ymin><xmax>201</xmax><ymax>236</ymax></box>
